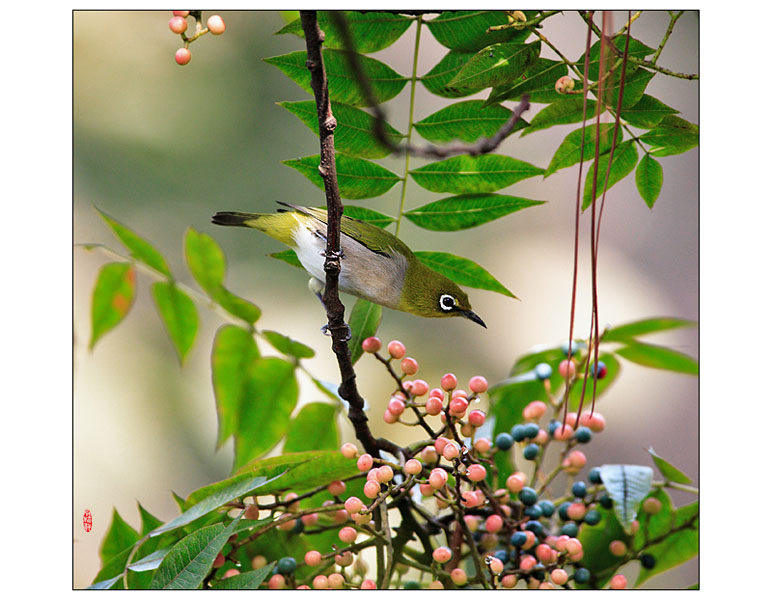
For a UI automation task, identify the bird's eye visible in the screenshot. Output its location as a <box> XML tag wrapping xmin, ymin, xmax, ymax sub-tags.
<box><xmin>439</xmin><ymin>294</ymin><xmax>456</xmax><ymax>311</ymax></box>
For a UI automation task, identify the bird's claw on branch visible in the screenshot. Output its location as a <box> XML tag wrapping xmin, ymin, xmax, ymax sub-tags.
<box><xmin>321</xmin><ymin>322</ymin><xmax>352</xmax><ymax>342</ymax></box>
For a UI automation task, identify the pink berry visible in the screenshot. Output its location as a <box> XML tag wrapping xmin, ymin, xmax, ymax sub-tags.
<box><xmin>383</xmin><ymin>409</ymin><xmax>398</xmax><ymax>424</ymax></box>
<box><xmin>339</xmin><ymin>526</ymin><xmax>357</xmax><ymax>544</ymax></box>
<box><xmin>404</xmin><ymin>458</ymin><xmax>422</xmax><ymax>475</ymax></box>
<box><xmin>387</xmin><ymin>340</ymin><xmax>406</xmax><ymax>359</ymax></box>
<box><xmin>363</xmin><ymin>479</ymin><xmax>381</xmax><ymax>499</ymax></box>
<box><xmin>559</xmin><ymin>359</ymin><xmax>576</xmax><ymax>378</ymax></box>
<box><xmin>567</xmin><ymin>449</ymin><xmax>587</xmax><ymax>469</ymax></box>
<box><xmin>550</xmin><ymin>568</ymin><xmax>568</xmax><ymax>585</ymax></box>
<box><xmin>172</xmin><ymin>10</ymin><xmax>190</xmax><ymax>17</ymax></box>
<box><xmin>327</xmin><ymin>480</ymin><xmax>346</xmax><ymax>496</ymax></box>
<box><xmin>419</xmin><ymin>483</ymin><xmax>434</xmax><ymax>496</ymax></box>
<box><xmin>410</xmin><ymin>379</ymin><xmax>429</xmax><ymax>396</ymax></box>
<box><xmin>609</xmin><ymin>540</ymin><xmax>627</xmax><ymax>557</ymax></box>
<box><xmin>357</xmin><ymin>453</ymin><xmax>373</xmax><ymax>471</ymax></box>
<box><xmin>425</xmin><ymin>396</ymin><xmax>443</xmax><ymax>415</ymax></box>
<box><xmin>519</xmin><ymin>554</ymin><xmax>537</xmax><ymax>571</ymax></box>
<box><xmin>429</xmin><ymin>468</ymin><xmax>448</xmax><ymax>489</ymax></box>
<box><xmin>524</xmin><ymin>400</ymin><xmax>548</xmax><ymax>420</ymax></box>
<box><xmin>452</xmin><ymin>389</ymin><xmax>468</xmax><ymax>399</ymax></box>
<box><xmin>432</xmin><ymin>546</ymin><xmax>452</xmax><ymax>563</ymax></box>
<box><xmin>301</xmin><ymin>512</ymin><xmax>318</xmax><ymax>527</ymax></box>
<box><xmin>501</xmin><ymin>574</ymin><xmax>518</xmax><ymax>588</ymax></box>
<box><xmin>366</xmin><ymin>467</ymin><xmax>379</xmax><ymax>481</ymax></box>
<box><xmin>434</xmin><ymin>436</ymin><xmax>450</xmax><ymax>454</ymax></box>
<box><xmin>449</xmin><ymin>396</ymin><xmax>469</xmax><ymax>415</ymax></box>
<box><xmin>335</xmin><ymin>551</ymin><xmax>354</xmax><ymax>566</ymax></box>
<box><xmin>469</xmin><ymin>375</ymin><xmax>488</xmax><ymax>394</ymax></box>
<box><xmin>361</xmin><ymin>336</ymin><xmax>381</xmax><ymax>353</ymax></box>
<box><xmin>341</xmin><ymin>442</ymin><xmax>358</xmax><ymax>459</ymax></box>
<box><xmin>344</xmin><ymin>496</ymin><xmax>364</xmax><ymax>514</ymax></box>
<box><xmin>506</xmin><ymin>473</ymin><xmax>525</xmax><ymax>493</ymax></box>
<box><xmin>554</xmin><ymin>535</ymin><xmax>570</xmax><ymax>552</ymax></box>
<box><xmin>442</xmin><ymin>442</ymin><xmax>460</xmax><ymax>460</ymax></box>
<box><xmin>536</xmin><ymin>543</ymin><xmax>554</xmax><ymax>563</ymax></box>
<box><xmin>206</xmin><ymin>14</ymin><xmax>226</xmax><ymax>35</ymax></box>
<box><xmin>428</xmin><ymin>580</ymin><xmax>444</xmax><ymax>589</ymax></box>
<box><xmin>539</xmin><ymin>582</ymin><xmax>555</xmax><ymax>589</ymax></box>
<box><xmin>461</xmin><ymin>490</ymin><xmax>481</xmax><ymax>507</ymax></box>
<box><xmin>420</xmin><ymin>446</ymin><xmax>438</xmax><ymax>463</ymax></box>
<box><xmin>269</xmin><ymin>574</ymin><xmax>286</xmax><ymax>589</ymax></box>
<box><xmin>400</xmin><ymin>357</ymin><xmax>419</xmax><ymax>375</ymax></box>
<box><xmin>360</xmin><ymin>579</ymin><xmax>377</xmax><ymax>590</ymax></box>
<box><xmin>567</xmin><ymin>502</ymin><xmax>586</xmax><ymax>521</ymax></box>
<box><xmin>565</xmin><ymin>537</ymin><xmax>582</xmax><ymax>556</ymax></box>
<box><xmin>588</xmin><ymin>412</ymin><xmax>606</xmax><ymax>432</ymax></box>
<box><xmin>169</xmin><ymin>16</ymin><xmax>188</xmax><ymax>34</ymax></box>
<box><xmin>553</xmin><ymin>423</ymin><xmax>574</xmax><ymax>441</ymax></box>
<box><xmin>489</xmin><ymin>557</ymin><xmax>505</xmax><ymax>574</ymax></box>
<box><xmin>643</xmin><ymin>497</ymin><xmax>663</xmax><ymax>514</ymax></box>
<box><xmin>328</xmin><ymin>573</ymin><xmax>345</xmax><ymax>589</ymax></box>
<box><xmin>468</xmin><ymin>409</ymin><xmax>486</xmax><ymax>427</ymax></box>
<box><xmin>522</xmin><ymin>530</ymin><xmax>537</xmax><ymax>550</ymax></box>
<box><xmin>464</xmin><ymin>515</ymin><xmax>480</xmax><ymax>532</ymax></box>
<box><xmin>474</xmin><ymin>437</ymin><xmax>491</xmax><ymax>453</ymax></box>
<box><xmin>485</xmin><ymin>514</ymin><xmax>503</xmax><ymax>533</ymax></box>
<box><xmin>174</xmin><ymin>47</ymin><xmax>191</xmax><ymax>65</ymax></box>
<box><xmin>376</xmin><ymin>465</ymin><xmax>394</xmax><ymax>483</ymax></box>
<box><xmin>609</xmin><ymin>574</ymin><xmax>627</xmax><ymax>589</ymax></box>
<box><xmin>305</xmin><ymin>550</ymin><xmax>322</xmax><ymax>566</ymax></box>
<box><xmin>441</xmin><ymin>373</ymin><xmax>457</xmax><ymax>391</ymax></box>
<box><xmin>467</xmin><ymin>463</ymin><xmax>487</xmax><ymax>482</ymax></box>
<box><xmin>450</xmin><ymin>568</ymin><xmax>468</xmax><ymax>585</ymax></box>
<box><xmin>387</xmin><ymin>397</ymin><xmax>405</xmax><ymax>415</ymax></box>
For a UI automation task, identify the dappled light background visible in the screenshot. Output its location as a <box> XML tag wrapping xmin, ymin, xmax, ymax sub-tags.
<box><xmin>73</xmin><ymin>11</ymin><xmax>698</xmax><ymax>588</ymax></box>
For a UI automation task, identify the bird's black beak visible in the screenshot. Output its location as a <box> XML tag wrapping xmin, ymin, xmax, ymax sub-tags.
<box><xmin>462</xmin><ymin>310</ymin><xmax>487</xmax><ymax>328</ymax></box>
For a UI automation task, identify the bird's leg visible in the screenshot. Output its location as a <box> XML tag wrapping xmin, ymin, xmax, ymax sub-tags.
<box><xmin>309</xmin><ymin>277</ymin><xmax>352</xmax><ymax>341</ymax></box>
<box><xmin>309</xmin><ymin>227</ymin><xmax>346</xmax><ymax>260</ymax></box>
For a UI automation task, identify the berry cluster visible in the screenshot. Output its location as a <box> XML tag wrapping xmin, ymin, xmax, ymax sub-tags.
<box><xmin>168</xmin><ymin>11</ymin><xmax>225</xmax><ymax>66</ymax></box>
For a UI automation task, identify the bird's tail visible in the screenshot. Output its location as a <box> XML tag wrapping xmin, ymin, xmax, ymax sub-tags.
<box><xmin>211</xmin><ymin>210</ymin><xmax>297</xmax><ymax>246</ymax></box>
<box><xmin>211</xmin><ymin>211</ymin><xmax>263</xmax><ymax>228</ymax></box>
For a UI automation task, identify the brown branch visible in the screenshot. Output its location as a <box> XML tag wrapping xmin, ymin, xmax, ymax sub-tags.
<box><xmin>328</xmin><ymin>11</ymin><xmax>530</xmax><ymax>159</ymax></box>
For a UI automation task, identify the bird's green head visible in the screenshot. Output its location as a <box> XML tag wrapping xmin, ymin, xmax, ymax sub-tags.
<box><xmin>399</xmin><ymin>261</ymin><xmax>486</xmax><ymax>328</ymax></box>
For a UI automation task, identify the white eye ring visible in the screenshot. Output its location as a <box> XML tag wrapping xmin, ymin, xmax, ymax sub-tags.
<box><xmin>439</xmin><ymin>294</ymin><xmax>456</xmax><ymax>311</ymax></box>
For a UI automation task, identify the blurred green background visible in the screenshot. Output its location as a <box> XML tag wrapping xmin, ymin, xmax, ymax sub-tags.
<box><xmin>73</xmin><ymin>11</ymin><xmax>698</xmax><ymax>588</ymax></box>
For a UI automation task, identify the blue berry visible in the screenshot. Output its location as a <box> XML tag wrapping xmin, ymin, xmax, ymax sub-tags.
<box><xmin>592</xmin><ymin>361</ymin><xmax>607</xmax><ymax>379</ymax></box>
<box><xmin>519</xmin><ymin>487</ymin><xmax>538</xmax><ymax>506</ymax></box>
<box><xmin>584</xmin><ymin>509</ymin><xmax>601</xmax><ymax>526</ymax></box>
<box><xmin>534</xmin><ymin>362</ymin><xmax>552</xmax><ymax>380</ymax></box>
<box><xmin>572</xmin><ymin>481</ymin><xmax>587</xmax><ymax>498</ymax></box>
<box><xmin>524</xmin><ymin>504</ymin><xmax>542</xmax><ymax>519</ymax></box>
<box><xmin>495</xmin><ymin>432</ymin><xmax>514</xmax><ymax>450</ymax></box>
<box><xmin>494</xmin><ymin>549</ymin><xmax>509</xmax><ymax>563</ymax></box>
<box><xmin>574</xmin><ymin>567</ymin><xmax>590</xmax><ymax>584</ymax></box>
<box><xmin>558</xmin><ymin>501</ymin><xmax>572</xmax><ymax>521</ymax></box>
<box><xmin>588</xmin><ymin>467</ymin><xmax>602</xmax><ymax>484</ymax></box>
<box><xmin>560</xmin><ymin>522</ymin><xmax>579</xmax><ymax>537</ymax></box>
<box><xmin>574</xmin><ymin>426</ymin><xmax>592</xmax><ymax>444</ymax></box>
<box><xmin>277</xmin><ymin>556</ymin><xmax>297</xmax><ymax>574</ymax></box>
<box><xmin>510</xmin><ymin>424</ymin><xmax>526</xmax><ymax>442</ymax></box>
<box><xmin>548</xmin><ymin>420</ymin><xmax>560</xmax><ymax>436</ymax></box>
<box><xmin>538</xmin><ymin>500</ymin><xmax>555</xmax><ymax>517</ymax></box>
<box><xmin>292</xmin><ymin>518</ymin><xmax>305</xmax><ymax>534</ymax></box>
<box><xmin>640</xmin><ymin>553</ymin><xmax>656</xmax><ymax>569</ymax></box>
<box><xmin>599</xmin><ymin>494</ymin><xmax>613</xmax><ymax>509</ymax></box>
<box><xmin>561</xmin><ymin>340</ymin><xmax>581</xmax><ymax>356</ymax></box>
<box><xmin>522</xmin><ymin>423</ymin><xmax>540</xmax><ymax>439</ymax></box>
<box><xmin>510</xmin><ymin>531</ymin><xmax>528</xmax><ymax>547</ymax></box>
<box><xmin>404</xmin><ymin>581</ymin><xmax>420</xmax><ymax>590</ymax></box>
<box><xmin>523</xmin><ymin>443</ymin><xmax>540</xmax><ymax>460</ymax></box>
<box><xmin>524</xmin><ymin>520</ymin><xmax>544</xmax><ymax>537</ymax></box>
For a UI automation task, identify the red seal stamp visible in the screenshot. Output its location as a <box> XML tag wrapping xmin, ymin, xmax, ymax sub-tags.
<box><xmin>83</xmin><ymin>509</ymin><xmax>93</xmax><ymax>533</ymax></box>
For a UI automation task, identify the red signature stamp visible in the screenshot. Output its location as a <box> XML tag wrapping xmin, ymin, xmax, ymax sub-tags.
<box><xmin>83</xmin><ymin>509</ymin><xmax>93</xmax><ymax>533</ymax></box>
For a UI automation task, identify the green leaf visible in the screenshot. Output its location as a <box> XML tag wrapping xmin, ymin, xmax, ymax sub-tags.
<box><xmin>284</xmin><ymin>403</ymin><xmax>339</xmax><ymax>452</ymax></box>
<box><xmin>647</xmin><ymin>447</ymin><xmax>693</xmax><ymax>484</ymax></box>
<box><xmin>234</xmin><ymin>357</ymin><xmax>299</xmax><ymax>469</ymax></box>
<box><xmin>622</xmin><ymin>94</ymin><xmax>679</xmax><ymax>128</ymax></box>
<box><xmin>212</xmin><ymin>325</ymin><xmax>260</xmax><ymax>448</ymax></box>
<box><xmin>635</xmin><ymin>153</ymin><xmax>664</xmax><ymax>208</ymax></box>
<box><xmin>264</xmin><ymin>49</ymin><xmax>407</xmax><ymax>107</ymax></box>
<box><xmin>269</xmin><ymin>249</ymin><xmax>304</xmax><ymax>269</ymax></box>
<box><xmin>151</xmin><ymin>281</ymin><xmax>198</xmax><ymax>364</ymax></box>
<box><xmin>404</xmin><ymin>193</ymin><xmax>544</xmax><ymax>231</ymax></box>
<box><xmin>585</xmin><ymin>35</ymin><xmax>655</xmax><ymax>82</ymax></box>
<box><xmin>421</xmin><ymin>50</ymin><xmax>479</xmax><ymax>98</ymax></box>
<box><xmin>426</xmin><ymin>10</ymin><xmax>530</xmax><ymax>52</ymax></box>
<box><xmin>604</xmin><ymin>317</ymin><xmax>696</xmax><ymax>342</ymax></box>
<box><xmin>211</xmin><ymin>287</ymin><xmax>262</xmax><ymax>324</ymax></box>
<box><xmin>153</xmin><ymin>473</ymin><xmax>283</xmax><ymax>537</ymax></box>
<box><xmin>522</xmin><ymin>97</ymin><xmax>598</xmax><ymax>137</ymax></box>
<box><xmin>283</xmin><ymin>154</ymin><xmax>400</xmax><ymax>200</ymax></box>
<box><xmin>599</xmin><ymin>464</ymin><xmax>653</xmax><ymax>534</ymax></box>
<box><xmin>347</xmin><ymin>298</ymin><xmax>382</xmax><ymax>364</ymax></box>
<box><xmin>598</xmin><ymin>67</ymin><xmax>656</xmax><ymax>110</ymax></box>
<box><xmin>276</xmin><ymin>11</ymin><xmax>412</xmax><ymax>53</ymax></box>
<box><xmin>97</xmin><ymin>209</ymin><xmax>172</xmax><ymax>277</ymax></box>
<box><xmin>447</xmin><ymin>41</ymin><xmax>540</xmax><ymax>91</ymax></box>
<box><xmin>414</xmin><ymin>251</ymin><xmax>516</xmax><ymax>298</ymax></box>
<box><xmin>90</xmin><ymin>262</ymin><xmax>136</xmax><ymax>349</ymax></box>
<box><xmin>188</xmin><ymin>451</ymin><xmax>358</xmax><ymax>505</ymax></box>
<box><xmin>127</xmin><ymin>547</ymin><xmax>171</xmax><ymax>573</ymax></box>
<box><xmin>486</xmin><ymin>57</ymin><xmax>567</xmax><ymax>104</ymax></box>
<box><xmin>545</xmin><ymin>123</ymin><xmax>616</xmax><ymax>177</ymax></box>
<box><xmin>413</xmin><ymin>100</ymin><xmax>523</xmax><ymax>143</ymax></box>
<box><xmin>184</xmin><ymin>228</ymin><xmax>225</xmax><ymax>296</ymax></box>
<box><xmin>262</xmin><ymin>330</ymin><xmax>315</xmax><ymax>359</ymax></box>
<box><xmin>566</xmin><ymin>352</ymin><xmax>620</xmax><ymax>411</ymax></box>
<box><xmin>615</xmin><ymin>341</ymin><xmax>698</xmax><ymax>375</ymax></box>
<box><xmin>279</xmin><ymin>100</ymin><xmax>404</xmax><ymax>159</ymax></box>
<box><xmin>410</xmin><ymin>154</ymin><xmax>543</xmax><ymax>194</ymax></box>
<box><xmin>341</xmin><ymin>205</ymin><xmax>395</xmax><ymax>228</ymax></box>
<box><xmin>639</xmin><ymin>115</ymin><xmax>699</xmax><ymax>157</ymax></box>
<box><xmin>100</xmin><ymin>508</ymin><xmax>140</xmax><ymax>565</ymax></box>
<box><xmin>582</xmin><ymin>139</ymin><xmax>638</xmax><ymax>209</ymax></box>
<box><xmin>90</xmin><ymin>546</ymin><xmax>133</xmax><ymax>589</ymax></box>
<box><xmin>576</xmin><ymin>507</ymin><xmax>628</xmax><ymax>589</ymax></box>
<box><xmin>211</xmin><ymin>562</ymin><xmax>275</xmax><ymax>590</ymax></box>
<box><xmin>150</xmin><ymin>516</ymin><xmax>242</xmax><ymax>589</ymax></box>
<box><xmin>138</xmin><ymin>503</ymin><xmax>165</xmax><ymax>536</ymax></box>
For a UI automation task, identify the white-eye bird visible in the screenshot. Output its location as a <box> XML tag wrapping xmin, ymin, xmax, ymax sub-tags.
<box><xmin>211</xmin><ymin>202</ymin><xmax>486</xmax><ymax>327</ymax></box>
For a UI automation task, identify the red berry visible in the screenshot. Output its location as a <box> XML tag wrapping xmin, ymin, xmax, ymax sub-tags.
<box><xmin>207</xmin><ymin>15</ymin><xmax>226</xmax><ymax>35</ymax></box>
<box><xmin>567</xmin><ymin>502</ymin><xmax>586</xmax><ymax>521</ymax></box>
<box><xmin>212</xmin><ymin>552</ymin><xmax>225</xmax><ymax>568</ymax></box>
<box><xmin>519</xmin><ymin>554</ymin><xmax>537</xmax><ymax>571</ymax></box>
<box><xmin>339</xmin><ymin>526</ymin><xmax>357</xmax><ymax>544</ymax></box>
<box><xmin>501</xmin><ymin>574</ymin><xmax>518</xmax><ymax>588</ymax></box>
<box><xmin>485</xmin><ymin>514</ymin><xmax>503</xmax><ymax>533</ymax></box>
<box><xmin>410</xmin><ymin>379</ymin><xmax>429</xmax><ymax>396</ymax></box>
<box><xmin>434</xmin><ymin>436</ymin><xmax>450</xmax><ymax>454</ymax></box>
<box><xmin>400</xmin><ymin>357</ymin><xmax>419</xmax><ymax>375</ymax></box>
<box><xmin>268</xmin><ymin>574</ymin><xmax>286</xmax><ymax>589</ymax></box>
<box><xmin>387</xmin><ymin>397</ymin><xmax>406</xmax><ymax>415</ymax></box>
<box><xmin>172</xmin><ymin>10</ymin><xmax>190</xmax><ymax>17</ymax></box>
<box><xmin>536</xmin><ymin>543</ymin><xmax>554</xmax><ymax>563</ymax></box>
<box><xmin>609</xmin><ymin>540</ymin><xmax>627</xmax><ymax>557</ymax></box>
<box><xmin>383</xmin><ymin>409</ymin><xmax>398</xmax><ymax>424</ymax></box>
<box><xmin>387</xmin><ymin>340</ymin><xmax>406</xmax><ymax>359</ymax></box>
<box><xmin>305</xmin><ymin>550</ymin><xmax>322</xmax><ymax>566</ymax></box>
<box><xmin>441</xmin><ymin>373</ymin><xmax>457</xmax><ymax>391</ymax></box>
<box><xmin>553</xmin><ymin>423</ymin><xmax>574</xmax><ymax>441</ymax></box>
<box><xmin>361</xmin><ymin>336</ymin><xmax>381</xmax><ymax>353</ymax></box>
<box><xmin>432</xmin><ymin>546</ymin><xmax>452</xmax><ymax>563</ymax></box>
<box><xmin>469</xmin><ymin>375</ymin><xmax>488</xmax><ymax>394</ymax></box>
<box><xmin>169</xmin><ymin>16</ymin><xmax>188</xmax><ymax>34</ymax></box>
<box><xmin>360</xmin><ymin>579</ymin><xmax>377</xmax><ymax>589</ymax></box>
<box><xmin>425</xmin><ymin>396</ymin><xmax>443</xmax><ymax>415</ymax></box>
<box><xmin>559</xmin><ymin>359</ymin><xmax>576</xmax><ymax>378</ymax></box>
<box><xmin>467</xmin><ymin>463</ymin><xmax>487</xmax><ymax>482</ymax></box>
<box><xmin>174</xmin><ymin>48</ymin><xmax>191</xmax><ymax>65</ymax></box>
<box><xmin>449</xmin><ymin>396</ymin><xmax>469</xmax><ymax>415</ymax></box>
<box><xmin>461</xmin><ymin>490</ymin><xmax>481</xmax><ymax>507</ymax></box>
<box><xmin>609</xmin><ymin>574</ymin><xmax>627</xmax><ymax>589</ymax></box>
<box><xmin>468</xmin><ymin>409</ymin><xmax>486</xmax><ymax>427</ymax></box>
